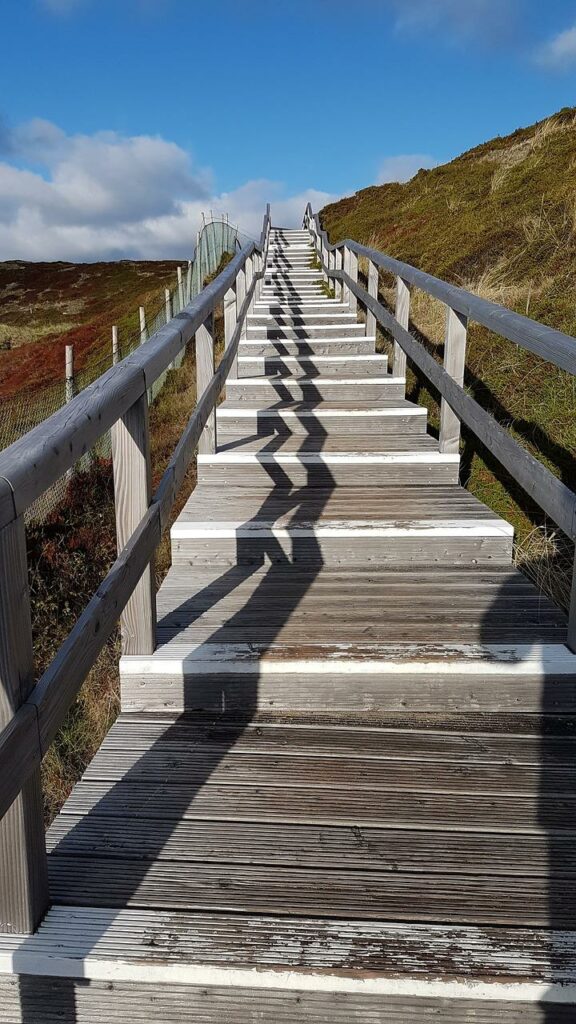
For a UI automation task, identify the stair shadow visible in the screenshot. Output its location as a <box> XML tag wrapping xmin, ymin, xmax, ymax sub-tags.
<box><xmin>15</xmin><ymin>299</ymin><xmax>342</xmax><ymax>1019</ymax></box>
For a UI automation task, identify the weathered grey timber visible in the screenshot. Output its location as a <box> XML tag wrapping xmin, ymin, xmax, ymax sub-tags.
<box><xmin>1</xmin><ymin>210</ymin><xmax>576</xmax><ymax>1023</ymax></box>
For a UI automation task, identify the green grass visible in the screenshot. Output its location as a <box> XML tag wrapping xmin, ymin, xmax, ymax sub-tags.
<box><xmin>320</xmin><ymin>106</ymin><xmax>576</xmax><ymax>608</ymax></box>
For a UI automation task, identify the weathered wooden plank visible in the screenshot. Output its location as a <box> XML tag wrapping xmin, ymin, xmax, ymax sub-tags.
<box><xmin>111</xmin><ymin>394</ymin><xmax>155</xmax><ymax>656</ymax></box>
<box><xmin>47</xmin><ymin>855</ymin><xmax>576</xmax><ymax>926</ymax></box>
<box><xmin>79</xmin><ymin>745</ymin><xmax>575</xmax><ymax>796</ymax></box>
<box><xmin>59</xmin><ymin>777</ymin><xmax>576</xmax><ymax>832</ymax></box>
<box><xmin>0</xmin><ymin>517</ymin><xmax>48</xmax><ymax>933</ymax></box>
<box><xmin>103</xmin><ymin>712</ymin><xmax>576</xmax><ymax>764</ymax></box>
<box><xmin>6</xmin><ymin>905</ymin><xmax>576</xmax><ymax>983</ymax></box>
<box><xmin>47</xmin><ymin>814</ymin><xmax>576</xmax><ymax>877</ymax></box>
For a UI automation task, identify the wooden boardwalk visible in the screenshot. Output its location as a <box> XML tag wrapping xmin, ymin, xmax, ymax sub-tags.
<box><xmin>1</xmin><ymin>226</ymin><xmax>576</xmax><ymax>1021</ymax></box>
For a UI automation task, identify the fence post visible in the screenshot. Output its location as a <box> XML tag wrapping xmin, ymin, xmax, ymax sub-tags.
<box><xmin>65</xmin><ymin>344</ymin><xmax>74</xmax><ymax>404</ymax></box>
<box><xmin>394</xmin><ymin>277</ymin><xmax>411</xmax><ymax>381</ymax></box>
<box><xmin>366</xmin><ymin>260</ymin><xmax>378</xmax><ymax>339</ymax></box>
<box><xmin>64</xmin><ymin>346</ymin><xmax>75</xmax><ymax>481</ymax></box>
<box><xmin>439</xmin><ymin>305</ymin><xmax>468</xmax><ymax>455</ymax></box>
<box><xmin>177</xmin><ymin>267</ymin><xmax>185</xmax><ymax>311</ymax></box>
<box><xmin>111</xmin><ymin>393</ymin><xmax>156</xmax><ymax>656</ymax></box>
<box><xmin>139</xmin><ymin>306</ymin><xmax>148</xmax><ymax>345</ymax></box>
<box><xmin>112</xmin><ymin>326</ymin><xmax>119</xmax><ymax>366</ymax></box>
<box><xmin>0</xmin><ymin>515</ymin><xmax>49</xmax><ymax>933</ymax></box>
<box><xmin>186</xmin><ymin>260</ymin><xmax>192</xmax><ymax>303</ymax></box>
<box><xmin>196</xmin><ymin>316</ymin><xmax>216</xmax><ymax>453</ymax></box>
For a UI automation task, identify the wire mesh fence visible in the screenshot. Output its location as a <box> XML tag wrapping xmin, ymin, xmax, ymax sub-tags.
<box><xmin>0</xmin><ymin>215</ymin><xmax>249</xmax><ymax>522</ymax></box>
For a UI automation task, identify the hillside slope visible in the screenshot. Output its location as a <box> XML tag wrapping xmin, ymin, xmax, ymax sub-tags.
<box><xmin>321</xmin><ymin>107</ymin><xmax>576</xmax><ymax>605</ymax></box>
<box><xmin>0</xmin><ymin>259</ymin><xmax>180</xmax><ymax>397</ymax></box>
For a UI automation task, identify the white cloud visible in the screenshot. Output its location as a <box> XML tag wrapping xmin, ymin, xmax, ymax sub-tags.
<box><xmin>387</xmin><ymin>0</ymin><xmax>518</xmax><ymax>40</ymax></box>
<box><xmin>377</xmin><ymin>154</ymin><xmax>438</xmax><ymax>184</ymax></box>
<box><xmin>0</xmin><ymin>119</ymin><xmax>335</xmax><ymax>261</ymax></box>
<box><xmin>40</xmin><ymin>0</ymin><xmax>85</xmax><ymax>11</ymax></box>
<box><xmin>536</xmin><ymin>24</ymin><xmax>576</xmax><ymax>70</ymax></box>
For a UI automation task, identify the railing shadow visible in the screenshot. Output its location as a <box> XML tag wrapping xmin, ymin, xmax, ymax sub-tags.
<box><xmin>476</xmin><ymin>567</ymin><xmax>576</xmax><ymax>1019</ymax></box>
<box><xmin>16</xmin><ymin>279</ymin><xmax>337</xmax><ymax>1019</ymax></box>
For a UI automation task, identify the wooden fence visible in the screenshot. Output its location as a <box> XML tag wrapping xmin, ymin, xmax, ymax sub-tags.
<box><xmin>0</xmin><ymin>207</ymin><xmax>271</xmax><ymax>934</ymax></box>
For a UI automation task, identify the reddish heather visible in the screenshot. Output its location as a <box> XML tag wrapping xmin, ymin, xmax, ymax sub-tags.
<box><xmin>0</xmin><ymin>259</ymin><xmax>180</xmax><ymax>398</ymax></box>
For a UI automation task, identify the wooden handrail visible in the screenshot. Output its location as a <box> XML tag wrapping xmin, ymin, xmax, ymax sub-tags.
<box><xmin>0</xmin><ymin>204</ymin><xmax>271</xmax><ymax>932</ymax></box>
<box><xmin>304</xmin><ymin>203</ymin><xmax>576</xmax><ymax>652</ymax></box>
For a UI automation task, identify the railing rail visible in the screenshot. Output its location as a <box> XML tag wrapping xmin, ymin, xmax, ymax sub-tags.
<box><xmin>0</xmin><ymin>205</ymin><xmax>271</xmax><ymax>934</ymax></box>
<box><xmin>304</xmin><ymin>203</ymin><xmax>576</xmax><ymax>651</ymax></box>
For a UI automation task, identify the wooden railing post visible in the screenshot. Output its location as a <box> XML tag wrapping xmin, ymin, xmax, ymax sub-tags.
<box><xmin>326</xmin><ymin>249</ymin><xmax>333</xmax><ymax>294</ymax></box>
<box><xmin>246</xmin><ymin>254</ymin><xmax>256</xmax><ymax>312</ymax></box>
<box><xmin>224</xmin><ymin>283</ymin><xmax>238</xmax><ymax>379</ymax></box>
<box><xmin>236</xmin><ymin>263</ymin><xmax>247</xmax><ymax>337</ymax></box>
<box><xmin>111</xmin><ymin>393</ymin><xmax>156</xmax><ymax>656</ymax></box>
<box><xmin>196</xmin><ymin>315</ymin><xmax>216</xmax><ymax>453</ymax></box>
<box><xmin>348</xmin><ymin>248</ymin><xmax>358</xmax><ymax>314</ymax></box>
<box><xmin>321</xmin><ymin>238</ymin><xmax>328</xmax><ymax>283</ymax></box>
<box><xmin>0</xmin><ymin>515</ymin><xmax>49</xmax><ymax>933</ymax></box>
<box><xmin>165</xmin><ymin>287</ymin><xmax>172</xmax><ymax>325</ymax></box>
<box><xmin>342</xmin><ymin>247</ymin><xmax>350</xmax><ymax>306</ymax></box>
<box><xmin>569</xmin><ymin>558</ymin><xmax>576</xmax><ymax>654</ymax></box>
<box><xmin>394</xmin><ymin>276</ymin><xmax>411</xmax><ymax>380</ymax></box>
<box><xmin>177</xmin><ymin>266</ymin><xmax>185</xmax><ymax>311</ymax></box>
<box><xmin>439</xmin><ymin>305</ymin><xmax>468</xmax><ymax>454</ymax></box>
<box><xmin>367</xmin><ymin>260</ymin><xmax>378</xmax><ymax>338</ymax></box>
<box><xmin>334</xmin><ymin>247</ymin><xmax>343</xmax><ymax>302</ymax></box>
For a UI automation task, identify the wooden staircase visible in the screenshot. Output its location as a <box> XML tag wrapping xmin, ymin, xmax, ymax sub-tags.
<box><xmin>2</xmin><ymin>226</ymin><xmax>575</xmax><ymax>1021</ymax></box>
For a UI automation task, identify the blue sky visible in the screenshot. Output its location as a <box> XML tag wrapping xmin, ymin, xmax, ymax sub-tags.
<box><xmin>1</xmin><ymin>0</ymin><xmax>575</xmax><ymax>260</ymax></box>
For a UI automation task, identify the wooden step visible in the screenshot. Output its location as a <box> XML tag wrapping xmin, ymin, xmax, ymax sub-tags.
<box><xmin>216</xmin><ymin>399</ymin><xmax>428</xmax><ymax>434</ymax></box>
<box><xmin>170</xmin><ymin>485</ymin><xmax>511</xmax><ymax>564</ymax></box>
<box><xmin>238</xmin><ymin>338</ymin><xmax>375</xmax><ymax>356</ymax></box>
<box><xmin>253</xmin><ymin>303</ymin><xmax>351</xmax><ymax>315</ymax></box>
<box><xmin>3</xmin><ymin>907</ymin><xmax>575</xmax><ymax>1021</ymax></box>
<box><xmin>245</xmin><ymin>324</ymin><xmax>367</xmax><ymax>339</ymax></box>
<box><xmin>237</xmin><ymin>355</ymin><xmax>387</xmax><ymax>378</ymax></box>
<box><xmin>248</xmin><ymin>311</ymin><xmax>356</xmax><ymax>325</ymax></box>
<box><xmin>225</xmin><ymin>377</ymin><xmax>406</xmax><ymax>401</ymax></box>
<box><xmin>0</xmin><ymin>974</ymin><xmax>571</xmax><ymax>1023</ymax></box>
<box><xmin>197</xmin><ymin>448</ymin><xmax>459</xmax><ymax>486</ymax></box>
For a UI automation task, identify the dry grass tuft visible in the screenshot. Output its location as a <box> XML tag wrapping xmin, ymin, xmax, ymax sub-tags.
<box><xmin>514</xmin><ymin>525</ymin><xmax>574</xmax><ymax>612</ymax></box>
